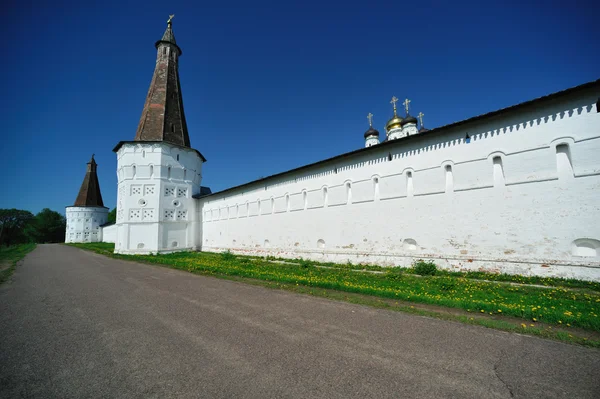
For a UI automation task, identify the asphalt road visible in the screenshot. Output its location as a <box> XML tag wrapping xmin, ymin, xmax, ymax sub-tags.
<box><xmin>0</xmin><ymin>244</ymin><xmax>598</xmax><ymax>398</ymax></box>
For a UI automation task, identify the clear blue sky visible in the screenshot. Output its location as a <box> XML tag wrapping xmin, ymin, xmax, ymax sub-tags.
<box><xmin>1</xmin><ymin>0</ymin><xmax>598</xmax><ymax>214</ymax></box>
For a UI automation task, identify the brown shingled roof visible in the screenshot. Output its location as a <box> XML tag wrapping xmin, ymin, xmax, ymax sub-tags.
<box><xmin>73</xmin><ymin>155</ymin><xmax>105</xmax><ymax>207</ymax></box>
<box><xmin>134</xmin><ymin>20</ymin><xmax>190</xmax><ymax>147</ymax></box>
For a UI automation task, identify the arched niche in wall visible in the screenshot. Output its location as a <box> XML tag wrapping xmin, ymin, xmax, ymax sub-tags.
<box><xmin>322</xmin><ymin>186</ymin><xmax>329</xmax><ymax>207</ymax></box>
<box><xmin>488</xmin><ymin>152</ymin><xmax>506</xmax><ymax>188</ymax></box>
<box><xmin>285</xmin><ymin>193</ymin><xmax>290</xmax><ymax>212</ymax></box>
<box><xmin>440</xmin><ymin>161</ymin><xmax>454</xmax><ymax>194</ymax></box>
<box><xmin>550</xmin><ymin>137</ymin><xmax>575</xmax><ymax>181</ymax></box>
<box><xmin>371</xmin><ymin>175</ymin><xmax>380</xmax><ymax>200</ymax></box>
<box><xmin>344</xmin><ymin>180</ymin><xmax>352</xmax><ymax>204</ymax></box>
<box><xmin>572</xmin><ymin>238</ymin><xmax>600</xmax><ymax>257</ymax></box>
<box><xmin>302</xmin><ymin>190</ymin><xmax>308</xmax><ymax>210</ymax></box>
<box><xmin>402</xmin><ymin>168</ymin><xmax>415</xmax><ymax>197</ymax></box>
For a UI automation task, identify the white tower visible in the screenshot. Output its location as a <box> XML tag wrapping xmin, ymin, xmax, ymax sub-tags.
<box><xmin>364</xmin><ymin>113</ymin><xmax>380</xmax><ymax>147</ymax></box>
<box><xmin>113</xmin><ymin>16</ymin><xmax>206</xmax><ymax>254</ymax></box>
<box><xmin>65</xmin><ymin>155</ymin><xmax>109</xmax><ymax>243</ymax></box>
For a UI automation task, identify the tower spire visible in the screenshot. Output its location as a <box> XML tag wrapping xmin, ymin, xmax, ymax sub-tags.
<box><xmin>73</xmin><ymin>155</ymin><xmax>105</xmax><ymax>207</ymax></box>
<box><xmin>134</xmin><ymin>16</ymin><xmax>190</xmax><ymax>147</ymax></box>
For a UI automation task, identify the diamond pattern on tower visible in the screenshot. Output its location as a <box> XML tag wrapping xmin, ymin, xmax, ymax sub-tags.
<box><xmin>129</xmin><ymin>209</ymin><xmax>141</xmax><ymax>221</ymax></box>
<box><xmin>144</xmin><ymin>185</ymin><xmax>155</xmax><ymax>196</ymax></box>
<box><xmin>164</xmin><ymin>209</ymin><xmax>175</xmax><ymax>220</ymax></box>
<box><xmin>143</xmin><ymin>209</ymin><xmax>154</xmax><ymax>220</ymax></box>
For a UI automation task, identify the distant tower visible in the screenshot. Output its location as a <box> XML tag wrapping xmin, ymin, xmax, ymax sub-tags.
<box><xmin>364</xmin><ymin>113</ymin><xmax>380</xmax><ymax>147</ymax></box>
<box><xmin>385</xmin><ymin>96</ymin><xmax>404</xmax><ymax>140</ymax></box>
<box><xmin>112</xmin><ymin>16</ymin><xmax>206</xmax><ymax>254</ymax></box>
<box><xmin>65</xmin><ymin>155</ymin><xmax>109</xmax><ymax>243</ymax></box>
<box><xmin>400</xmin><ymin>98</ymin><xmax>418</xmax><ymax>137</ymax></box>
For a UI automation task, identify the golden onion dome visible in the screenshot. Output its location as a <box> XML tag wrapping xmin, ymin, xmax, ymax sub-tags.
<box><xmin>385</xmin><ymin>96</ymin><xmax>403</xmax><ymax>133</ymax></box>
<box><xmin>385</xmin><ymin>113</ymin><xmax>403</xmax><ymax>132</ymax></box>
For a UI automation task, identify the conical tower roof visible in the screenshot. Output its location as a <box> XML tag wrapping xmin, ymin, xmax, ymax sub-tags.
<box><xmin>73</xmin><ymin>155</ymin><xmax>105</xmax><ymax>207</ymax></box>
<box><xmin>134</xmin><ymin>17</ymin><xmax>190</xmax><ymax>147</ymax></box>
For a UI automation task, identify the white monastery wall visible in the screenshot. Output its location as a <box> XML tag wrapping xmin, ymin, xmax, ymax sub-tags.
<box><xmin>100</xmin><ymin>224</ymin><xmax>116</xmax><ymax>243</ymax></box>
<box><xmin>65</xmin><ymin>206</ymin><xmax>109</xmax><ymax>243</ymax></box>
<box><xmin>113</xmin><ymin>143</ymin><xmax>203</xmax><ymax>254</ymax></box>
<box><xmin>199</xmin><ymin>89</ymin><xmax>600</xmax><ymax>281</ymax></box>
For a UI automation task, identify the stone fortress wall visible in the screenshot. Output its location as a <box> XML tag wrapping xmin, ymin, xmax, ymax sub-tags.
<box><xmin>197</xmin><ymin>85</ymin><xmax>600</xmax><ymax>281</ymax></box>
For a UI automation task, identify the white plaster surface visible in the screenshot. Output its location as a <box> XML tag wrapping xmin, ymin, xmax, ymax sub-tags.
<box><xmin>112</xmin><ymin>143</ymin><xmax>203</xmax><ymax>254</ymax></box>
<box><xmin>65</xmin><ymin>206</ymin><xmax>108</xmax><ymax>243</ymax></box>
<box><xmin>101</xmin><ymin>224</ymin><xmax>116</xmax><ymax>243</ymax></box>
<box><xmin>198</xmin><ymin>88</ymin><xmax>600</xmax><ymax>281</ymax></box>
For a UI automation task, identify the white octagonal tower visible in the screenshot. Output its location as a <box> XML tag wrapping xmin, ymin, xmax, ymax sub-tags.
<box><xmin>113</xmin><ymin>17</ymin><xmax>206</xmax><ymax>254</ymax></box>
<box><xmin>65</xmin><ymin>155</ymin><xmax>109</xmax><ymax>243</ymax></box>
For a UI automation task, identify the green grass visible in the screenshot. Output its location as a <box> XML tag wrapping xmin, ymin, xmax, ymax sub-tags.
<box><xmin>0</xmin><ymin>243</ymin><xmax>36</xmax><ymax>284</ymax></box>
<box><xmin>69</xmin><ymin>242</ymin><xmax>600</xmax><ymax>334</ymax></box>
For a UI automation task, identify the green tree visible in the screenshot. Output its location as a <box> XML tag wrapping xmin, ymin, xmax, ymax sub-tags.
<box><xmin>29</xmin><ymin>209</ymin><xmax>66</xmax><ymax>243</ymax></box>
<box><xmin>0</xmin><ymin>209</ymin><xmax>34</xmax><ymax>246</ymax></box>
<box><xmin>107</xmin><ymin>207</ymin><xmax>116</xmax><ymax>224</ymax></box>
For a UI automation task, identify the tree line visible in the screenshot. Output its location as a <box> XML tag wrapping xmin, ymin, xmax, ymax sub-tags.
<box><xmin>0</xmin><ymin>208</ymin><xmax>117</xmax><ymax>246</ymax></box>
<box><xmin>0</xmin><ymin>208</ymin><xmax>67</xmax><ymax>246</ymax></box>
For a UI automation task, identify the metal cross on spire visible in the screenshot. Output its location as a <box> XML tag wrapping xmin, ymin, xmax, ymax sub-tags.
<box><xmin>390</xmin><ymin>96</ymin><xmax>399</xmax><ymax>115</ymax></box>
<box><xmin>417</xmin><ymin>112</ymin><xmax>425</xmax><ymax>127</ymax></box>
<box><xmin>367</xmin><ymin>113</ymin><xmax>374</xmax><ymax>127</ymax></box>
<box><xmin>167</xmin><ymin>14</ymin><xmax>175</xmax><ymax>24</ymax></box>
<box><xmin>403</xmin><ymin>98</ymin><xmax>411</xmax><ymax>115</ymax></box>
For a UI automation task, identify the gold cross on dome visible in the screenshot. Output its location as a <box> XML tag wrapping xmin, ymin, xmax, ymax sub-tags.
<box><xmin>418</xmin><ymin>112</ymin><xmax>424</xmax><ymax>126</ymax></box>
<box><xmin>403</xmin><ymin>98</ymin><xmax>411</xmax><ymax>115</ymax></box>
<box><xmin>168</xmin><ymin>14</ymin><xmax>175</xmax><ymax>24</ymax></box>
<box><xmin>367</xmin><ymin>113</ymin><xmax>373</xmax><ymax>127</ymax></box>
<box><xmin>390</xmin><ymin>96</ymin><xmax>399</xmax><ymax>108</ymax></box>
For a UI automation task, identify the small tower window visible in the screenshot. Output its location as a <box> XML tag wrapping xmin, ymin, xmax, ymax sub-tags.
<box><xmin>177</xmin><ymin>154</ymin><xmax>180</xmax><ymax>161</ymax></box>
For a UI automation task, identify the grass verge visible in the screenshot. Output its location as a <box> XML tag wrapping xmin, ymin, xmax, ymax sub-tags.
<box><xmin>68</xmin><ymin>243</ymin><xmax>600</xmax><ymax>347</ymax></box>
<box><xmin>0</xmin><ymin>243</ymin><xmax>36</xmax><ymax>284</ymax></box>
